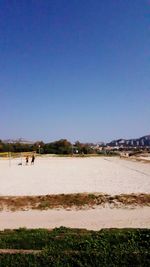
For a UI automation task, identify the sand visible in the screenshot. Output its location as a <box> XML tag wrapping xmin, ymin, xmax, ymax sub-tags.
<box><xmin>0</xmin><ymin>156</ymin><xmax>150</xmax><ymax>196</ymax></box>
<box><xmin>0</xmin><ymin>156</ymin><xmax>150</xmax><ymax>230</ymax></box>
<box><xmin>0</xmin><ymin>207</ymin><xmax>149</xmax><ymax>230</ymax></box>
<box><xmin>138</xmin><ymin>156</ymin><xmax>150</xmax><ymax>161</ymax></box>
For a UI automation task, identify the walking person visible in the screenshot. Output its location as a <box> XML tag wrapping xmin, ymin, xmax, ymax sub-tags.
<box><xmin>31</xmin><ymin>154</ymin><xmax>35</xmax><ymax>165</ymax></box>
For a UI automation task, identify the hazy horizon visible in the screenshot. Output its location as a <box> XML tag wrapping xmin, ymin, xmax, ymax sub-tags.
<box><xmin>1</xmin><ymin>1</ymin><xmax>150</xmax><ymax>142</ymax></box>
<box><xmin>1</xmin><ymin>132</ymin><xmax>150</xmax><ymax>144</ymax></box>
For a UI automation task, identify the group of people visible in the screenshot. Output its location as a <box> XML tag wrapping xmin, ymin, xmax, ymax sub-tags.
<box><xmin>26</xmin><ymin>154</ymin><xmax>35</xmax><ymax>165</ymax></box>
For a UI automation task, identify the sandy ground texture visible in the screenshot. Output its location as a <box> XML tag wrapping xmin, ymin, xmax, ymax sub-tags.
<box><xmin>138</xmin><ymin>156</ymin><xmax>150</xmax><ymax>161</ymax></box>
<box><xmin>0</xmin><ymin>207</ymin><xmax>149</xmax><ymax>230</ymax></box>
<box><xmin>0</xmin><ymin>156</ymin><xmax>150</xmax><ymax>196</ymax></box>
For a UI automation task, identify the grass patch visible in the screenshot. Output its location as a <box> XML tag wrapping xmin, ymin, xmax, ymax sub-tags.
<box><xmin>0</xmin><ymin>227</ymin><xmax>149</xmax><ymax>266</ymax></box>
<box><xmin>0</xmin><ymin>193</ymin><xmax>150</xmax><ymax>211</ymax></box>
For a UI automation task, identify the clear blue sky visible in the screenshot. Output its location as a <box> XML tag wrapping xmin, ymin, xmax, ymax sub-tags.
<box><xmin>0</xmin><ymin>0</ymin><xmax>150</xmax><ymax>143</ymax></box>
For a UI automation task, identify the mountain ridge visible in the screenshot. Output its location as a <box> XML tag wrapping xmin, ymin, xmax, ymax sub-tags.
<box><xmin>107</xmin><ymin>135</ymin><xmax>150</xmax><ymax>147</ymax></box>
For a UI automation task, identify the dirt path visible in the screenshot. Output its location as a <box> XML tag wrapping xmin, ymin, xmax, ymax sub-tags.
<box><xmin>0</xmin><ymin>249</ymin><xmax>41</xmax><ymax>254</ymax></box>
<box><xmin>0</xmin><ymin>207</ymin><xmax>149</xmax><ymax>230</ymax></box>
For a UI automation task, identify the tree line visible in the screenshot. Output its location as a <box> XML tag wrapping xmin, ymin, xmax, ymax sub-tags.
<box><xmin>0</xmin><ymin>139</ymin><xmax>95</xmax><ymax>155</ymax></box>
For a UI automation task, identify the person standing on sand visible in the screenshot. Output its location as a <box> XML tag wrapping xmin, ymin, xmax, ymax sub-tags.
<box><xmin>25</xmin><ymin>156</ymin><xmax>29</xmax><ymax>165</ymax></box>
<box><xmin>31</xmin><ymin>154</ymin><xmax>35</xmax><ymax>165</ymax></box>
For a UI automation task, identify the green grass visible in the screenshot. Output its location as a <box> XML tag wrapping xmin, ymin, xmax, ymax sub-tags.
<box><xmin>0</xmin><ymin>227</ymin><xmax>150</xmax><ymax>266</ymax></box>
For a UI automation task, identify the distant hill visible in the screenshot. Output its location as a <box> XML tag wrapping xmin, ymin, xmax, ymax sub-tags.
<box><xmin>107</xmin><ymin>135</ymin><xmax>150</xmax><ymax>147</ymax></box>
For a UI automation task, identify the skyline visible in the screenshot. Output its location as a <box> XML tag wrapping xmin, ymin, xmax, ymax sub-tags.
<box><xmin>1</xmin><ymin>0</ymin><xmax>150</xmax><ymax>143</ymax></box>
<box><xmin>1</xmin><ymin>132</ymin><xmax>150</xmax><ymax>145</ymax></box>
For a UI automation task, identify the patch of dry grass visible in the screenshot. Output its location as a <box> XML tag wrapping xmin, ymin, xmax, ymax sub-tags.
<box><xmin>0</xmin><ymin>193</ymin><xmax>150</xmax><ymax>211</ymax></box>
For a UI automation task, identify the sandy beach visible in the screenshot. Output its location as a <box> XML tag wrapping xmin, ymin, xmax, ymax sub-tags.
<box><xmin>0</xmin><ymin>156</ymin><xmax>150</xmax><ymax>230</ymax></box>
<box><xmin>0</xmin><ymin>156</ymin><xmax>150</xmax><ymax>196</ymax></box>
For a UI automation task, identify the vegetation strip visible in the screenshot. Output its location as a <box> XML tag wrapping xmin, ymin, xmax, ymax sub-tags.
<box><xmin>0</xmin><ymin>228</ymin><xmax>149</xmax><ymax>266</ymax></box>
<box><xmin>0</xmin><ymin>193</ymin><xmax>150</xmax><ymax>211</ymax></box>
